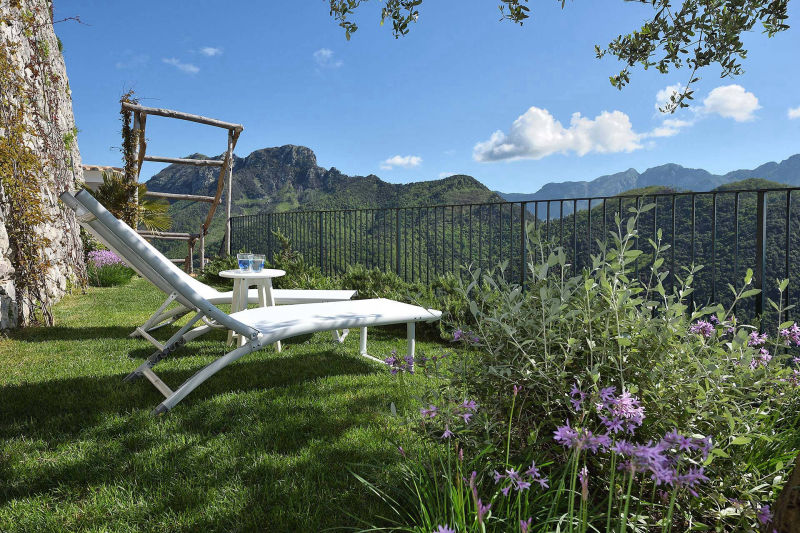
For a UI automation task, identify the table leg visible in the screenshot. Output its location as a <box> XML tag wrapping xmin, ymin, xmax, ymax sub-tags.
<box><xmin>263</xmin><ymin>278</ymin><xmax>281</xmax><ymax>352</ymax></box>
<box><xmin>236</xmin><ymin>281</ymin><xmax>250</xmax><ymax>347</ymax></box>
<box><xmin>227</xmin><ymin>278</ymin><xmax>242</xmax><ymax>346</ymax></box>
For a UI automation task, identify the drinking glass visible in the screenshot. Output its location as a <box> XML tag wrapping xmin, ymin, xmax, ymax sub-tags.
<box><xmin>251</xmin><ymin>254</ymin><xmax>265</xmax><ymax>273</ymax></box>
<box><xmin>237</xmin><ymin>253</ymin><xmax>253</xmax><ymax>271</ymax></box>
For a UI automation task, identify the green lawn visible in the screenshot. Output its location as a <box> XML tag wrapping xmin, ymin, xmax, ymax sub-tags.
<box><xmin>0</xmin><ymin>277</ymin><xmax>445</xmax><ymax>532</ymax></box>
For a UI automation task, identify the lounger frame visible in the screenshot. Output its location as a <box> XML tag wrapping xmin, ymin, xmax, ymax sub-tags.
<box><xmin>61</xmin><ymin>190</ymin><xmax>439</xmax><ymax>413</ymax></box>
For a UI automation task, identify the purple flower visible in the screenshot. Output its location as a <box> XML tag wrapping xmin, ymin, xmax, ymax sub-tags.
<box><xmin>599</xmin><ymin>386</ymin><xmax>616</xmax><ymax>406</ymax></box>
<box><xmin>570</xmin><ymin>383</ymin><xmax>587</xmax><ymax>412</ymax></box>
<box><xmin>460</xmin><ymin>412</ymin><xmax>473</xmax><ymax>424</ymax></box>
<box><xmin>553</xmin><ymin>421</ymin><xmax>610</xmax><ymax>454</ymax></box>
<box><xmin>461</xmin><ymin>399</ymin><xmax>478</xmax><ymax>412</ymax></box>
<box><xmin>453</xmin><ymin>329</ymin><xmax>463</xmax><ymax>341</ymax></box>
<box><xmin>88</xmin><ymin>249</ymin><xmax>126</xmax><ymax>268</ymax></box>
<box><xmin>477</xmin><ymin>499</ymin><xmax>491</xmax><ymax>524</ymax></box>
<box><xmin>600</xmin><ymin>415</ymin><xmax>625</xmax><ymax>434</ymax></box>
<box><xmin>750</xmin><ymin>348</ymin><xmax>772</xmax><ymax>369</ymax></box>
<box><xmin>554</xmin><ymin>422</ymin><xmax>579</xmax><ymax>447</ymax></box>
<box><xmin>689</xmin><ymin>320</ymin><xmax>715</xmax><ymax>338</ymax></box>
<box><xmin>441</xmin><ymin>426</ymin><xmax>453</xmax><ymax>439</ymax></box>
<box><xmin>780</xmin><ymin>323</ymin><xmax>800</xmax><ymax>346</ymax></box>
<box><xmin>757</xmin><ymin>504</ymin><xmax>773</xmax><ymax>525</ymax></box>
<box><xmin>748</xmin><ymin>331</ymin><xmax>768</xmax><ymax>347</ymax></box>
<box><xmin>398</xmin><ymin>446</ymin><xmax>406</xmax><ymax>457</ymax></box>
<box><xmin>520</xmin><ymin>517</ymin><xmax>533</xmax><ymax>533</ymax></box>
<box><xmin>384</xmin><ymin>349</ymin><xmax>414</xmax><ymax>374</ymax></box>
<box><xmin>708</xmin><ymin>315</ymin><xmax>719</xmax><ymax>324</ymax></box>
<box><xmin>513</xmin><ymin>384</ymin><xmax>522</xmax><ymax>397</ymax></box>
<box><xmin>678</xmin><ymin>467</ymin><xmax>709</xmax><ymax>497</ymax></box>
<box><xmin>434</xmin><ymin>526</ymin><xmax>455</xmax><ymax>533</ymax></box>
<box><xmin>420</xmin><ymin>405</ymin><xmax>438</xmax><ymax>418</ymax></box>
<box><xmin>493</xmin><ymin>470</ymin><xmax>504</xmax><ymax>483</ymax></box>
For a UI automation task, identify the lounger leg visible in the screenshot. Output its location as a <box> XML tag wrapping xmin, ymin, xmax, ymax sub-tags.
<box><xmin>131</xmin><ymin>292</ymin><xmax>178</xmax><ymax>339</ymax></box>
<box><xmin>407</xmin><ymin>322</ymin><xmax>415</xmax><ymax>359</ymax></box>
<box><xmin>124</xmin><ymin>312</ymin><xmax>205</xmax><ymax>383</ymax></box>
<box><xmin>359</xmin><ymin>327</ymin><xmax>368</xmax><ymax>355</ymax></box>
<box><xmin>332</xmin><ymin>329</ymin><xmax>350</xmax><ymax>343</ymax></box>
<box><xmin>152</xmin><ymin>338</ymin><xmax>261</xmax><ymax>415</ymax></box>
<box><xmin>262</xmin><ymin>279</ymin><xmax>281</xmax><ymax>352</ymax></box>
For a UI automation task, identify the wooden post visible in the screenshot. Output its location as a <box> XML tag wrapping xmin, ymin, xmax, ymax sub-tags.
<box><xmin>199</xmin><ymin>230</ymin><xmax>205</xmax><ymax>272</ymax></box>
<box><xmin>187</xmin><ymin>239</ymin><xmax>195</xmax><ymax>274</ymax></box>
<box><xmin>131</xmin><ymin>112</ymin><xmax>141</xmax><ymax>229</ymax></box>
<box><xmin>224</xmin><ymin>129</ymin><xmax>234</xmax><ymax>256</ymax></box>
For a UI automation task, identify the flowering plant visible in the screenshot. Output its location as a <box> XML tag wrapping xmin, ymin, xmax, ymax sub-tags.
<box><xmin>360</xmin><ymin>207</ymin><xmax>799</xmax><ymax>532</ymax></box>
<box><xmin>86</xmin><ymin>249</ymin><xmax>134</xmax><ymax>287</ymax></box>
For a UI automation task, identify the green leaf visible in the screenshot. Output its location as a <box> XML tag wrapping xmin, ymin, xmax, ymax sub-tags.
<box><xmin>730</xmin><ymin>436</ymin><xmax>752</xmax><ymax>445</ymax></box>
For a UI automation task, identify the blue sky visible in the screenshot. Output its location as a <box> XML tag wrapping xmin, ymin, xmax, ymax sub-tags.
<box><xmin>56</xmin><ymin>1</ymin><xmax>800</xmax><ymax>193</ymax></box>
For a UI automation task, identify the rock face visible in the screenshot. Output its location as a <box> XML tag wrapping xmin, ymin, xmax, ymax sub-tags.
<box><xmin>145</xmin><ymin>144</ymin><xmax>503</xmax><ymax>257</ymax></box>
<box><xmin>0</xmin><ymin>1</ymin><xmax>85</xmax><ymax>328</ymax></box>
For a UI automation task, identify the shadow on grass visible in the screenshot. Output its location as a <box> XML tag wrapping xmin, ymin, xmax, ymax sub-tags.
<box><xmin>0</xmin><ymin>344</ymin><xmax>409</xmax><ymax>531</ymax></box>
<box><xmin>0</xmin><ymin>350</ymin><xmax>377</xmax><ymax>440</ymax></box>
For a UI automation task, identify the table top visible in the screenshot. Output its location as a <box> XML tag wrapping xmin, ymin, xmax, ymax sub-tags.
<box><xmin>218</xmin><ymin>268</ymin><xmax>286</xmax><ymax>279</ymax></box>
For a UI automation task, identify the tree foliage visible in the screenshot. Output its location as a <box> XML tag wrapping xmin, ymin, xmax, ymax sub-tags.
<box><xmin>85</xmin><ymin>172</ymin><xmax>172</xmax><ymax>232</ymax></box>
<box><xmin>327</xmin><ymin>0</ymin><xmax>791</xmax><ymax>112</ymax></box>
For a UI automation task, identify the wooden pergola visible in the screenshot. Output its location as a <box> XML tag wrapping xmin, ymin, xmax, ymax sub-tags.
<box><xmin>122</xmin><ymin>102</ymin><xmax>243</xmax><ymax>271</ymax></box>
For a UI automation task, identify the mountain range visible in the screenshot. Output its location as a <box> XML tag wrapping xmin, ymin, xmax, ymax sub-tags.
<box><xmin>144</xmin><ymin>146</ymin><xmax>799</xmax><ymax>258</ymax></box>
<box><xmin>145</xmin><ymin>145</ymin><xmax>501</xmax><ymax>256</ymax></box>
<box><xmin>496</xmin><ymin>153</ymin><xmax>800</xmax><ymax>202</ymax></box>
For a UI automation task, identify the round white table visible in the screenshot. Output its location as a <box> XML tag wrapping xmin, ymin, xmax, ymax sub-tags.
<box><xmin>219</xmin><ymin>268</ymin><xmax>286</xmax><ymax>349</ymax></box>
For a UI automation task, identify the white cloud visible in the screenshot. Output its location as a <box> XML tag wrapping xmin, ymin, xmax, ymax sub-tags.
<box><xmin>380</xmin><ymin>155</ymin><xmax>422</xmax><ymax>170</ymax></box>
<box><xmin>162</xmin><ymin>57</ymin><xmax>199</xmax><ymax>74</ymax></box>
<box><xmin>473</xmin><ymin>107</ymin><xmax>642</xmax><ymax>162</ymax></box>
<box><xmin>699</xmin><ymin>84</ymin><xmax>760</xmax><ymax>122</ymax></box>
<box><xmin>789</xmin><ymin>106</ymin><xmax>800</xmax><ymax>119</ymax></box>
<box><xmin>438</xmin><ymin>172</ymin><xmax>455</xmax><ymax>179</ymax></box>
<box><xmin>199</xmin><ymin>47</ymin><xmax>222</xmax><ymax>57</ymax></box>
<box><xmin>115</xmin><ymin>53</ymin><xmax>148</xmax><ymax>69</ymax></box>
<box><xmin>655</xmin><ymin>83</ymin><xmax>684</xmax><ymax>113</ymax></box>
<box><xmin>648</xmin><ymin>118</ymin><xmax>694</xmax><ymax>138</ymax></box>
<box><xmin>313</xmin><ymin>48</ymin><xmax>343</xmax><ymax>68</ymax></box>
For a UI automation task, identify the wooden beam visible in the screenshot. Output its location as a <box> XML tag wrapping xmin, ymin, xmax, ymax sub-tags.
<box><xmin>144</xmin><ymin>191</ymin><xmax>216</xmax><ymax>203</ymax></box>
<box><xmin>138</xmin><ymin>231</ymin><xmax>199</xmax><ymax>241</ymax></box>
<box><xmin>203</xmin><ymin>128</ymin><xmax>240</xmax><ymax>246</ymax></box>
<box><xmin>121</xmin><ymin>102</ymin><xmax>244</xmax><ymax>132</ymax></box>
<box><xmin>142</xmin><ymin>155</ymin><xmax>224</xmax><ymax>167</ymax></box>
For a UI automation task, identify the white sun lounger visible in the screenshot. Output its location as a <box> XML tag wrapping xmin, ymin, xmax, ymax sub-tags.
<box><xmin>64</xmin><ymin>189</ymin><xmax>357</xmax><ymax>349</ymax></box>
<box><xmin>60</xmin><ymin>190</ymin><xmax>441</xmax><ymax>413</ymax></box>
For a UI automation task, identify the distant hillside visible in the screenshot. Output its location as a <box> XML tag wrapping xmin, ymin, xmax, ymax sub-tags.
<box><xmin>144</xmin><ymin>145</ymin><xmax>503</xmax><ymax>257</ymax></box>
<box><xmin>496</xmin><ymin>153</ymin><xmax>800</xmax><ymax>204</ymax></box>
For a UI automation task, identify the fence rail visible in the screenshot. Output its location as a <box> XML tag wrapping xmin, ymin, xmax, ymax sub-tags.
<box><xmin>230</xmin><ymin>186</ymin><xmax>800</xmax><ymax>322</ymax></box>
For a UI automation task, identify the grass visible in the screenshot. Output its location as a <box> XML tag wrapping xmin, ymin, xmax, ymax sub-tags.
<box><xmin>0</xmin><ymin>277</ymin><xmax>447</xmax><ymax>532</ymax></box>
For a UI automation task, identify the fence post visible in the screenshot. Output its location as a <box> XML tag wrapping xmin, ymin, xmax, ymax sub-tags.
<box><xmin>755</xmin><ymin>190</ymin><xmax>767</xmax><ymax>322</ymax></box>
<box><xmin>318</xmin><ymin>211</ymin><xmax>324</xmax><ymax>272</ymax></box>
<box><xmin>395</xmin><ymin>209</ymin><xmax>401</xmax><ymax>276</ymax></box>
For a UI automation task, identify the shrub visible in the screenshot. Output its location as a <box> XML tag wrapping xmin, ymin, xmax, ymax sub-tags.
<box><xmin>198</xmin><ymin>254</ymin><xmax>238</xmax><ymax>287</ymax></box>
<box><xmin>361</xmin><ymin>207</ymin><xmax>799</xmax><ymax>532</ymax></box>
<box><xmin>86</xmin><ymin>250</ymin><xmax>134</xmax><ymax>287</ymax></box>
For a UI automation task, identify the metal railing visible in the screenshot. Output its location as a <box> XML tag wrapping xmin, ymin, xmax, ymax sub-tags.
<box><xmin>230</xmin><ymin>186</ymin><xmax>800</xmax><ymax>321</ymax></box>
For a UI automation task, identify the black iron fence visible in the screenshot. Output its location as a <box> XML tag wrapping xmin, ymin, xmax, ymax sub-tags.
<box><xmin>230</xmin><ymin>186</ymin><xmax>800</xmax><ymax>321</ymax></box>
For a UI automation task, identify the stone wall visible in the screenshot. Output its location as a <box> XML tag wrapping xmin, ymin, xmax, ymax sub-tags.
<box><xmin>0</xmin><ymin>0</ymin><xmax>85</xmax><ymax>328</ymax></box>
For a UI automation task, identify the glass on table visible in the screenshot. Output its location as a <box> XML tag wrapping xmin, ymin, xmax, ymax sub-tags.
<box><xmin>251</xmin><ymin>254</ymin><xmax>265</xmax><ymax>272</ymax></box>
<box><xmin>237</xmin><ymin>253</ymin><xmax>253</xmax><ymax>271</ymax></box>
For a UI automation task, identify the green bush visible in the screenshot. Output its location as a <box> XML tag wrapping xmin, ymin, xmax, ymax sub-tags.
<box><xmin>198</xmin><ymin>254</ymin><xmax>238</xmax><ymax>287</ymax></box>
<box><xmin>362</xmin><ymin>207</ymin><xmax>799</xmax><ymax>532</ymax></box>
<box><xmin>86</xmin><ymin>250</ymin><xmax>134</xmax><ymax>287</ymax></box>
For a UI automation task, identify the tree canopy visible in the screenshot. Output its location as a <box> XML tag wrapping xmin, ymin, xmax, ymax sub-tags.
<box><xmin>327</xmin><ymin>0</ymin><xmax>790</xmax><ymax>111</ymax></box>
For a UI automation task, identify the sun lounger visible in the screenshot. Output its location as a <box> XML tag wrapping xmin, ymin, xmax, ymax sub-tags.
<box><xmin>60</xmin><ymin>190</ymin><xmax>442</xmax><ymax>413</ymax></box>
<box><xmin>64</xmin><ymin>190</ymin><xmax>357</xmax><ymax>349</ymax></box>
